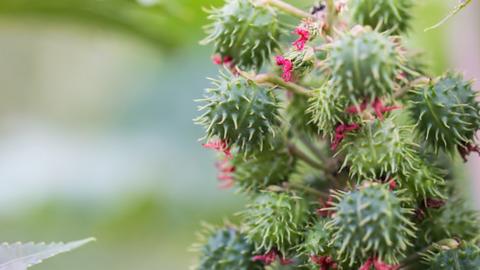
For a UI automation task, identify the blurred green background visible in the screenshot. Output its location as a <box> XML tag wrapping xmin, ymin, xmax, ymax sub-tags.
<box><xmin>0</xmin><ymin>0</ymin><xmax>476</xmax><ymax>269</ymax></box>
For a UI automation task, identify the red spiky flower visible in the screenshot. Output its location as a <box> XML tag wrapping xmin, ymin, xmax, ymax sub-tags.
<box><xmin>292</xmin><ymin>27</ymin><xmax>310</xmax><ymax>51</ymax></box>
<box><xmin>203</xmin><ymin>139</ymin><xmax>235</xmax><ymax>188</ymax></box>
<box><xmin>276</xmin><ymin>56</ymin><xmax>294</xmax><ymax>82</ymax></box>
<box><xmin>252</xmin><ymin>249</ymin><xmax>293</xmax><ymax>266</ymax></box>
<box><xmin>331</xmin><ymin>123</ymin><xmax>360</xmax><ymax>151</ymax></box>
<box><xmin>359</xmin><ymin>257</ymin><xmax>399</xmax><ymax>270</ymax></box>
<box><xmin>311</xmin><ymin>255</ymin><xmax>338</xmax><ymax>270</ymax></box>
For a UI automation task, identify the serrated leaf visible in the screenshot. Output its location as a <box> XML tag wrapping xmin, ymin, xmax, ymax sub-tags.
<box><xmin>0</xmin><ymin>238</ymin><xmax>95</xmax><ymax>270</ymax></box>
<box><xmin>425</xmin><ymin>0</ymin><xmax>472</xmax><ymax>31</ymax></box>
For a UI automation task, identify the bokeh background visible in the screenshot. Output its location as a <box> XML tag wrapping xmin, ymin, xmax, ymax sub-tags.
<box><xmin>0</xmin><ymin>0</ymin><xmax>478</xmax><ymax>269</ymax></box>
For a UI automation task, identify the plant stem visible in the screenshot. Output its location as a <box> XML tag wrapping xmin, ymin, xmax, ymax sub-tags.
<box><xmin>394</xmin><ymin>76</ymin><xmax>430</xmax><ymax>99</ymax></box>
<box><xmin>325</xmin><ymin>0</ymin><xmax>336</xmax><ymax>34</ymax></box>
<box><xmin>288</xmin><ymin>181</ymin><xmax>329</xmax><ymax>198</ymax></box>
<box><xmin>256</xmin><ymin>74</ymin><xmax>313</xmax><ymax>96</ymax></box>
<box><xmin>237</xmin><ymin>69</ymin><xmax>313</xmax><ymax>96</ymax></box>
<box><xmin>298</xmin><ymin>133</ymin><xmax>328</xmax><ymax>164</ymax></box>
<box><xmin>258</xmin><ymin>0</ymin><xmax>311</xmax><ymax>19</ymax></box>
<box><xmin>288</xmin><ymin>143</ymin><xmax>338</xmax><ymax>183</ymax></box>
<box><xmin>288</xmin><ymin>143</ymin><xmax>326</xmax><ymax>170</ymax></box>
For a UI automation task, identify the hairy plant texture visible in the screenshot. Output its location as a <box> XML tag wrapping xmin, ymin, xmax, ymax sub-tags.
<box><xmin>327</xmin><ymin>26</ymin><xmax>402</xmax><ymax>102</ymax></box>
<box><xmin>201</xmin><ymin>0</ymin><xmax>281</xmax><ymax>70</ymax></box>
<box><xmin>409</xmin><ymin>73</ymin><xmax>480</xmax><ymax>156</ymax></box>
<box><xmin>244</xmin><ymin>191</ymin><xmax>309</xmax><ymax>257</ymax></box>
<box><xmin>193</xmin><ymin>0</ymin><xmax>480</xmax><ymax>269</ymax></box>
<box><xmin>339</xmin><ymin>117</ymin><xmax>419</xmax><ymax>180</ymax></box>
<box><xmin>196</xmin><ymin>72</ymin><xmax>281</xmax><ymax>156</ymax></box>
<box><xmin>350</xmin><ymin>0</ymin><xmax>413</xmax><ymax>34</ymax></box>
<box><xmin>327</xmin><ymin>183</ymin><xmax>416</xmax><ymax>265</ymax></box>
<box><xmin>193</xmin><ymin>224</ymin><xmax>263</xmax><ymax>270</ymax></box>
<box><xmin>423</xmin><ymin>241</ymin><xmax>480</xmax><ymax>270</ymax></box>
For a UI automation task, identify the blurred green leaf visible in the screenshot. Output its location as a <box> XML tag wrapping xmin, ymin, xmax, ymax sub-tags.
<box><xmin>0</xmin><ymin>0</ymin><xmax>192</xmax><ymax>49</ymax></box>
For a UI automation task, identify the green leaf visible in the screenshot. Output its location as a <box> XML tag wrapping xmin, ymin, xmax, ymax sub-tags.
<box><xmin>0</xmin><ymin>238</ymin><xmax>95</xmax><ymax>270</ymax></box>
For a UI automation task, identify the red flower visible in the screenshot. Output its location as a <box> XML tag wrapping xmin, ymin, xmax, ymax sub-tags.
<box><xmin>346</xmin><ymin>98</ymin><xmax>400</xmax><ymax>120</ymax></box>
<box><xmin>203</xmin><ymin>139</ymin><xmax>232</xmax><ymax>159</ymax></box>
<box><xmin>371</xmin><ymin>98</ymin><xmax>401</xmax><ymax>120</ymax></box>
<box><xmin>311</xmin><ymin>255</ymin><xmax>338</xmax><ymax>270</ymax></box>
<box><xmin>276</xmin><ymin>56</ymin><xmax>294</xmax><ymax>82</ymax></box>
<box><xmin>292</xmin><ymin>27</ymin><xmax>310</xmax><ymax>51</ymax></box>
<box><xmin>331</xmin><ymin>123</ymin><xmax>360</xmax><ymax>151</ymax></box>
<box><xmin>388</xmin><ymin>179</ymin><xmax>397</xmax><ymax>191</ymax></box>
<box><xmin>360</xmin><ymin>257</ymin><xmax>399</xmax><ymax>270</ymax></box>
<box><xmin>252</xmin><ymin>249</ymin><xmax>293</xmax><ymax>266</ymax></box>
<box><xmin>212</xmin><ymin>55</ymin><xmax>233</xmax><ymax>66</ymax></box>
<box><xmin>203</xmin><ymin>140</ymin><xmax>235</xmax><ymax>188</ymax></box>
<box><xmin>425</xmin><ymin>198</ymin><xmax>446</xmax><ymax>209</ymax></box>
<box><xmin>346</xmin><ymin>100</ymin><xmax>368</xmax><ymax>114</ymax></box>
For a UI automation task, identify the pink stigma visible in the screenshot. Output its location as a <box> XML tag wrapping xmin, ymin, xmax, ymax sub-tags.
<box><xmin>311</xmin><ymin>255</ymin><xmax>338</xmax><ymax>270</ymax></box>
<box><xmin>252</xmin><ymin>249</ymin><xmax>293</xmax><ymax>266</ymax></box>
<box><xmin>346</xmin><ymin>98</ymin><xmax>401</xmax><ymax>120</ymax></box>
<box><xmin>331</xmin><ymin>123</ymin><xmax>360</xmax><ymax>151</ymax></box>
<box><xmin>203</xmin><ymin>139</ymin><xmax>232</xmax><ymax>159</ymax></box>
<box><xmin>292</xmin><ymin>27</ymin><xmax>310</xmax><ymax>51</ymax></box>
<box><xmin>426</xmin><ymin>198</ymin><xmax>446</xmax><ymax>209</ymax></box>
<box><xmin>276</xmin><ymin>56</ymin><xmax>294</xmax><ymax>82</ymax></box>
<box><xmin>204</xmin><ymin>140</ymin><xmax>235</xmax><ymax>189</ymax></box>
<box><xmin>388</xmin><ymin>179</ymin><xmax>397</xmax><ymax>191</ymax></box>
<box><xmin>360</xmin><ymin>258</ymin><xmax>399</xmax><ymax>270</ymax></box>
<box><xmin>458</xmin><ymin>143</ymin><xmax>480</xmax><ymax>162</ymax></box>
<box><xmin>346</xmin><ymin>100</ymin><xmax>368</xmax><ymax>114</ymax></box>
<box><xmin>371</xmin><ymin>98</ymin><xmax>401</xmax><ymax>120</ymax></box>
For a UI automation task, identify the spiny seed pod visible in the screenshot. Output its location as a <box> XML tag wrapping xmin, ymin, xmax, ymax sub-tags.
<box><xmin>299</xmin><ymin>219</ymin><xmax>340</xmax><ymax>270</ymax></box>
<box><xmin>398</xmin><ymin>161</ymin><xmax>446</xmax><ymax>201</ymax></box>
<box><xmin>196</xmin><ymin>73</ymin><xmax>281</xmax><ymax>156</ymax></box>
<box><xmin>300</xmin><ymin>219</ymin><xmax>331</xmax><ymax>257</ymax></box>
<box><xmin>286</xmin><ymin>94</ymin><xmax>318</xmax><ymax>135</ymax></box>
<box><xmin>201</xmin><ymin>0</ymin><xmax>281</xmax><ymax>70</ymax></box>
<box><xmin>327</xmin><ymin>182</ymin><xmax>416</xmax><ymax>265</ymax></box>
<box><xmin>244</xmin><ymin>191</ymin><xmax>309</xmax><ymax>256</ymax></box>
<box><xmin>350</xmin><ymin>0</ymin><xmax>413</xmax><ymax>34</ymax></box>
<box><xmin>231</xmin><ymin>138</ymin><xmax>296</xmax><ymax>192</ymax></box>
<box><xmin>308</xmin><ymin>83</ymin><xmax>352</xmax><ymax>137</ymax></box>
<box><xmin>420</xmin><ymin>198</ymin><xmax>480</xmax><ymax>243</ymax></box>
<box><xmin>193</xmin><ymin>224</ymin><xmax>263</xmax><ymax>270</ymax></box>
<box><xmin>424</xmin><ymin>242</ymin><xmax>480</xmax><ymax>270</ymax></box>
<box><xmin>326</xmin><ymin>26</ymin><xmax>402</xmax><ymax>102</ymax></box>
<box><xmin>409</xmin><ymin>73</ymin><xmax>480</xmax><ymax>154</ymax></box>
<box><xmin>339</xmin><ymin>117</ymin><xmax>419</xmax><ymax>180</ymax></box>
<box><xmin>280</xmin><ymin>47</ymin><xmax>316</xmax><ymax>80</ymax></box>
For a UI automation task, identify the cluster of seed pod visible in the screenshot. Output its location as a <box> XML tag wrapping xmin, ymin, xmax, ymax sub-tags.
<box><xmin>193</xmin><ymin>0</ymin><xmax>480</xmax><ymax>269</ymax></box>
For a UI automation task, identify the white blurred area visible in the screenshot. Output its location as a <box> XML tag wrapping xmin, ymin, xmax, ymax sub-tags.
<box><xmin>449</xmin><ymin>0</ymin><xmax>480</xmax><ymax>207</ymax></box>
<box><xmin>0</xmin><ymin>21</ymin><xmax>230</xmax><ymax>212</ymax></box>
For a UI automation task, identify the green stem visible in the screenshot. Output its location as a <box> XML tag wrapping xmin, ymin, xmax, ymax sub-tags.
<box><xmin>325</xmin><ymin>0</ymin><xmax>336</xmax><ymax>34</ymax></box>
<box><xmin>288</xmin><ymin>143</ymin><xmax>338</xmax><ymax>183</ymax></box>
<box><xmin>237</xmin><ymin>69</ymin><xmax>313</xmax><ymax>97</ymax></box>
<box><xmin>288</xmin><ymin>143</ymin><xmax>327</xmax><ymax>171</ymax></box>
<box><xmin>288</xmin><ymin>181</ymin><xmax>329</xmax><ymax>198</ymax></box>
<box><xmin>298</xmin><ymin>133</ymin><xmax>328</xmax><ymax>164</ymax></box>
<box><xmin>255</xmin><ymin>74</ymin><xmax>313</xmax><ymax>96</ymax></box>
<box><xmin>259</xmin><ymin>0</ymin><xmax>311</xmax><ymax>19</ymax></box>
